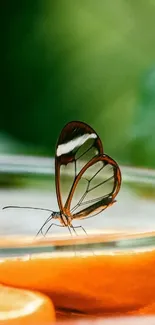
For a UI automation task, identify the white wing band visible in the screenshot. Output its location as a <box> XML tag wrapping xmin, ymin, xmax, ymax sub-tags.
<box><xmin>56</xmin><ymin>133</ymin><xmax>97</xmax><ymax>157</ymax></box>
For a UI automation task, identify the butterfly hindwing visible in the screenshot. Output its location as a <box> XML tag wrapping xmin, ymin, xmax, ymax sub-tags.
<box><xmin>66</xmin><ymin>154</ymin><xmax>121</xmax><ymax>219</ymax></box>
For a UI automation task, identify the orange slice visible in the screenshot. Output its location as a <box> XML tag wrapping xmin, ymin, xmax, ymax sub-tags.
<box><xmin>0</xmin><ymin>284</ymin><xmax>55</xmax><ymax>324</ymax></box>
<box><xmin>0</xmin><ymin>233</ymin><xmax>155</xmax><ymax>316</ymax></box>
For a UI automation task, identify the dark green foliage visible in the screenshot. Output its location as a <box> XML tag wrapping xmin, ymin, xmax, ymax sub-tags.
<box><xmin>1</xmin><ymin>1</ymin><xmax>155</xmax><ymax>167</ymax></box>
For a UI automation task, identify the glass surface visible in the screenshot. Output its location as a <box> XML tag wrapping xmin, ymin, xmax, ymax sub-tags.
<box><xmin>0</xmin><ymin>156</ymin><xmax>155</xmax><ymax>237</ymax></box>
<box><xmin>0</xmin><ymin>155</ymin><xmax>155</xmax><ymax>322</ymax></box>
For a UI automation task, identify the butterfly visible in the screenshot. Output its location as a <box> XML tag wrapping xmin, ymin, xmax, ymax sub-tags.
<box><xmin>3</xmin><ymin>121</ymin><xmax>121</xmax><ymax>236</ymax></box>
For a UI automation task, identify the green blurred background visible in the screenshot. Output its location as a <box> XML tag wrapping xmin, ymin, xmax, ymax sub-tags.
<box><xmin>1</xmin><ymin>0</ymin><xmax>155</xmax><ymax>168</ymax></box>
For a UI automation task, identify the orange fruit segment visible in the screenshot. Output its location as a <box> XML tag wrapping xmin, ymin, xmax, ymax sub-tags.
<box><xmin>0</xmin><ymin>284</ymin><xmax>55</xmax><ymax>324</ymax></box>
<box><xmin>0</xmin><ymin>233</ymin><xmax>155</xmax><ymax>316</ymax></box>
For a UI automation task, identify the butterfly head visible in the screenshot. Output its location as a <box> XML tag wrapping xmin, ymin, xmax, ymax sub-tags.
<box><xmin>51</xmin><ymin>211</ymin><xmax>61</xmax><ymax>220</ymax></box>
<box><xmin>51</xmin><ymin>211</ymin><xmax>71</xmax><ymax>227</ymax></box>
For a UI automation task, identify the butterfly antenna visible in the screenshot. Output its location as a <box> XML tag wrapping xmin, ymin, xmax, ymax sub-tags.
<box><xmin>2</xmin><ymin>206</ymin><xmax>53</xmax><ymax>213</ymax></box>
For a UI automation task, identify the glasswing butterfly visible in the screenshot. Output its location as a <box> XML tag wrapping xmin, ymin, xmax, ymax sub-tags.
<box><xmin>3</xmin><ymin>121</ymin><xmax>121</xmax><ymax>236</ymax></box>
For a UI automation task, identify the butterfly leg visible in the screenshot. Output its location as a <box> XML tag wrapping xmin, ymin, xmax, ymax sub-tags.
<box><xmin>36</xmin><ymin>215</ymin><xmax>53</xmax><ymax>237</ymax></box>
<box><xmin>67</xmin><ymin>226</ymin><xmax>73</xmax><ymax>236</ymax></box>
<box><xmin>71</xmin><ymin>225</ymin><xmax>88</xmax><ymax>236</ymax></box>
<box><xmin>44</xmin><ymin>223</ymin><xmax>65</xmax><ymax>236</ymax></box>
<box><xmin>36</xmin><ymin>222</ymin><xmax>65</xmax><ymax>237</ymax></box>
<box><xmin>70</xmin><ymin>225</ymin><xmax>78</xmax><ymax>236</ymax></box>
<box><xmin>71</xmin><ymin>225</ymin><xmax>96</xmax><ymax>256</ymax></box>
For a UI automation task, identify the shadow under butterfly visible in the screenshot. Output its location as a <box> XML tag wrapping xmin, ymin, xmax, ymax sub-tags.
<box><xmin>3</xmin><ymin>121</ymin><xmax>122</xmax><ymax>236</ymax></box>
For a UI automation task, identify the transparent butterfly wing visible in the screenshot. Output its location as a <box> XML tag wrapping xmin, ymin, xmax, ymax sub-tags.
<box><xmin>67</xmin><ymin>154</ymin><xmax>121</xmax><ymax>219</ymax></box>
<box><xmin>55</xmin><ymin>121</ymin><xmax>103</xmax><ymax>213</ymax></box>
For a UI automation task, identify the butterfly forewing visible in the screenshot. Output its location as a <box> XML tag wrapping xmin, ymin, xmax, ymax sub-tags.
<box><xmin>55</xmin><ymin>121</ymin><xmax>103</xmax><ymax>212</ymax></box>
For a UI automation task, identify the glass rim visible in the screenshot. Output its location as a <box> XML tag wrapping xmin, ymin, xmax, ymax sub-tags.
<box><xmin>0</xmin><ymin>230</ymin><xmax>155</xmax><ymax>257</ymax></box>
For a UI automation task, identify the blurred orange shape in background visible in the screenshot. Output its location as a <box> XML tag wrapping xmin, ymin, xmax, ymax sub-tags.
<box><xmin>0</xmin><ymin>284</ymin><xmax>55</xmax><ymax>324</ymax></box>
